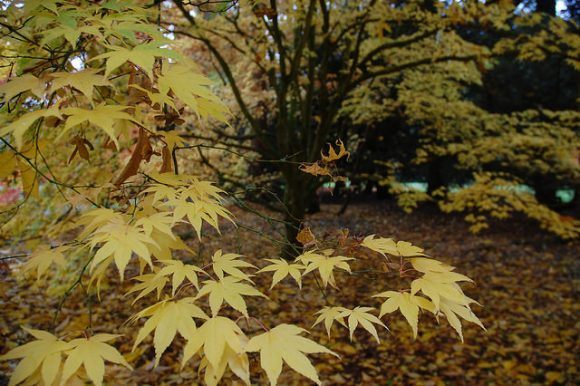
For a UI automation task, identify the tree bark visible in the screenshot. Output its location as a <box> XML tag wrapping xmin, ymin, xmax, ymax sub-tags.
<box><xmin>427</xmin><ymin>158</ymin><xmax>445</xmax><ymax>195</ymax></box>
<box><xmin>280</xmin><ymin>169</ymin><xmax>314</xmax><ymax>259</ymax></box>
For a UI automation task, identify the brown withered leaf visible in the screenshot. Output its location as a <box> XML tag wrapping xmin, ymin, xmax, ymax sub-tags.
<box><xmin>159</xmin><ymin>145</ymin><xmax>173</xmax><ymax>173</ymax></box>
<box><xmin>321</xmin><ymin>139</ymin><xmax>350</xmax><ymax>163</ymax></box>
<box><xmin>113</xmin><ymin>128</ymin><xmax>151</xmax><ymax>186</ymax></box>
<box><xmin>337</xmin><ymin>228</ymin><xmax>350</xmax><ymax>248</ymax></box>
<box><xmin>296</xmin><ymin>227</ymin><xmax>316</xmax><ymax>247</ymax></box>
<box><xmin>103</xmin><ymin>137</ymin><xmax>118</xmax><ymax>151</ymax></box>
<box><xmin>68</xmin><ymin>136</ymin><xmax>94</xmax><ymax>163</ymax></box>
<box><xmin>299</xmin><ymin>162</ymin><xmax>332</xmax><ymax>178</ymax></box>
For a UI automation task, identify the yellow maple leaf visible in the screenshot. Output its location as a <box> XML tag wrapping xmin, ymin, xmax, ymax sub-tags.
<box><xmin>0</xmin><ymin>73</ymin><xmax>46</xmax><ymax>101</ymax></box>
<box><xmin>91</xmin><ymin>43</ymin><xmax>180</xmax><ymax>78</ymax></box>
<box><xmin>21</xmin><ymin>245</ymin><xmax>68</xmax><ymax>281</ymax></box>
<box><xmin>89</xmin><ymin>221</ymin><xmax>157</xmax><ymax>280</ymax></box>
<box><xmin>61</xmin><ymin>104</ymin><xmax>136</xmax><ymax>149</ymax></box>
<box><xmin>130</xmin><ymin>297</ymin><xmax>208</xmax><ymax>365</ymax></box>
<box><xmin>360</xmin><ymin>235</ymin><xmax>398</xmax><ymax>256</ymax></box>
<box><xmin>312</xmin><ymin>306</ymin><xmax>348</xmax><ymax>337</ymax></box>
<box><xmin>0</xmin><ymin>105</ymin><xmax>62</xmax><ymax>149</ymax></box>
<box><xmin>168</xmin><ymin>196</ymin><xmax>232</xmax><ymax>239</ymax></box>
<box><xmin>134</xmin><ymin>211</ymin><xmax>175</xmax><ymax>238</ymax></box>
<box><xmin>411</xmin><ymin>273</ymin><xmax>472</xmax><ymax>310</ymax></box>
<box><xmin>395</xmin><ymin>240</ymin><xmax>426</xmax><ymax>257</ymax></box>
<box><xmin>0</xmin><ymin>327</ymin><xmax>71</xmax><ymax>386</ymax></box>
<box><xmin>196</xmin><ymin>276</ymin><xmax>266</xmax><ymax>317</ymax></box>
<box><xmin>158</xmin><ymin>63</ymin><xmax>229</xmax><ymax>122</ymax></box>
<box><xmin>244</xmin><ymin>324</ymin><xmax>338</xmax><ymax>385</ymax></box>
<box><xmin>182</xmin><ymin>316</ymin><xmax>246</xmax><ymax>372</ymax></box>
<box><xmin>408</xmin><ymin>257</ymin><xmax>454</xmax><ymax>273</ymax></box>
<box><xmin>258</xmin><ymin>258</ymin><xmax>305</xmax><ymax>289</ymax></box>
<box><xmin>126</xmin><ymin>273</ymin><xmax>169</xmax><ymax>303</ymax></box>
<box><xmin>77</xmin><ymin>208</ymin><xmax>126</xmax><ymax>240</ymax></box>
<box><xmin>147</xmin><ymin>229</ymin><xmax>191</xmax><ymax>261</ymax></box>
<box><xmin>361</xmin><ymin>235</ymin><xmax>426</xmax><ymax>257</ymax></box>
<box><xmin>156</xmin><ymin>259</ymin><xmax>204</xmax><ymax>295</ymax></box>
<box><xmin>211</xmin><ymin>249</ymin><xmax>256</xmax><ymax>282</ymax></box>
<box><xmin>0</xmin><ymin>150</ymin><xmax>17</xmax><ymax>179</ymax></box>
<box><xmin>373</xmin><ymin>291</ymin><xmax>435</xmax><ymax>339</ymax></box>
<box><xmin>60</xmin><ymin>334</ymin><xmax>132</xmax><ymax>386</ymax></box>
<box><xmin>339</xmin><ymin>307</ymin><xmax>388</xmax><ymax>343</ymax></box>
<box><xmin>298</xmin><ymin>250</ymin><xmax>353</xmax><ymax>288</ymax></box>
<box><xmin>439</xmin><ymin>298</ymin><xmax>485</xmax><ymax>342</ymax></box>
<box><xmin>198</xmin><ymin>343</ymin><xmax>251</xmax><ymax>386</ymax></box>
<box><xmin>50</xmin><ymin>69</ymin><xmax>111</xmax><ymax>100</ymax></box>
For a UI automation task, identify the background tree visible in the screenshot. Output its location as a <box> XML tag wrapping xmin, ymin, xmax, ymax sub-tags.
<box><xmin>168</xmin><ymin>0</ymin><xmax>501</xmax><ymax>252</ymax></box>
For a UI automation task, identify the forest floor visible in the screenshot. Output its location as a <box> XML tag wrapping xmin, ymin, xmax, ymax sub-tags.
<box><xmin>1</xmin><ymin>199</ymin><xmax>578</xmax><ymax>385</ymax></box>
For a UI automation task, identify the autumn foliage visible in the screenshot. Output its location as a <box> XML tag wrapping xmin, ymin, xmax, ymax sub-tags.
<box><xmin>0</xmin><ymin>0</ymin><xmax>576</xmax><ymax>385</ymax></box>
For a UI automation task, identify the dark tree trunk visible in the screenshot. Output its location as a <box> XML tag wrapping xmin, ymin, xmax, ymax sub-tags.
<box><xmin>533</xmin><ymin>183</ymin><xmax>559</xmax><ymax>209</ymax></box>
<box><xmin>427</xmin><ymin>158</ymin><xmax>445</xmax><ymax>195</ymax></box>
<box><xmin>280</xmin><ymin>169</ymin><xmax>317</xmax><ymax>259</ymax></box>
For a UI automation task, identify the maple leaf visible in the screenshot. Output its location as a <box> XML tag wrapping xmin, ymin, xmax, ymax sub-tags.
<box><xmin>61</xmin><ymin>104</ymin><xmax>136</xmax><ymax>149</ymax></box>
<box><xmin>21</xmin><ymin>245</ymin><xmax>68</xmax><ymax>281</ymax></box>
<box><xmin>77</xmin><ymin>208</ymin><xmax>126</xmax><ymax>240</ymax></box>
<box><xmin>373</xmin><ymin>291</ymin><xmax>435</xmax><ymax>339</ymax></box>
<box><xmin>298</xmin><ymin>162</ymin><xmax>332</xmax><ymax>178</ymax></box>
<box><xmin>158</xmin><ymin>63</ymin><xmax>229</xmax><ymax>122</ymax></box>
<box><xmin>321</xmin><ymin>139</ymin><xmax>350</xmax><ymax>163</ymax></box>
<box><xmin>244</xmin><ymin>324</ymin><xmax>338</xmax><ymax>385</ymax></box>
<box><xmin>439</xmin><ymin>298</ymin><xmax>485</xmax><ymax>342</ymax></box>
<box><xmin>60</xmin><ymin>334</ymin><xmax>132</xmax><ymax>386</ymax></box>
<box><xmin>298</xmin><ymin>250</ymin><xmax>353</xmax><ymax>288</ymax></box>
<box><xmin>360</xmin><ymin>235</ymin><xmax>398</xmax><ymax>256</ymax></box>
<box><xmin>196</xmin><ymin>276</ymin><xmax>266</xmax><ymax>317</ymax></box>
<box><xmin>130</xmin><ymin>297</ymin><xmax>208</xmax><ymax>365</ymax></box>
<box><xmin>361</xmin><ymin>235</ymin><xmax>426</xmax><ymax>257</ymax></box>
<box><xmin>168</xmin><ymin>196</ymin><xmax>233</xmax><ymax>239</ymax></box>
<box><xmin>126</xmin><ymin>273</ymin><xmax>169</xmax><ymax>303</ymax></box>
<box><xmin>258</xmin><ymin>258</ymin><xmax>305</xmax><ymax>289</ymax></box>
<box><xmin>181</xmin><ymin>179</ymin><xmax>229</xmax><ymax>201</ymax></box>
<box><xmin>89</xmin><ymin>221</ymin><xmax>158</xmax><ymax>280</ymax></box>
<box><xmin>395</xmin><ymin>241</ymin><xmax>426</xmax><ymax>257</ymax></box>
<box><xmin>199</xmin><ymin>343</ymin><xmax>251</xmax><ymax>386</ymax></box>
<box><xmin>0</xmin><ymin>328</ymin><xmax>71</xmax><ymax>386</ymax></box>
<box><xmin>147</xmin><ymin>229</ymin><xmax>191</xmax><ymax>261</ymax></box>
<box><xmin>156</xmin><ymin>259</ymin><xmax>205</xmax><ymax>295</ymax></box>
<box><xmin>182</xmin><ymin>316</ymin><xmax>247</xmax><ymax>371</ymax></box>
<box><xmin>134</xmin><ymin>211</ymin><xmax>175</xmax><ymax>238</ymax></box>
<box><xmin>211</xmin><ymin>249</ymin><xmax>256</xmax><ymax>282</ymax></box>
<box><xmin>339</xmin><ymin>307</ymin><xmax>388</xmax><ymax>343</ymax></box>
<box><xmin>411</xmin><ymin>273</ymin><xmax>472</xmax><ymax>310</ymax></box>
<box><xmin>0</xmin><ymin>73</ymin><xmax>46</xmax><ymax>101</ymax></box>
<box><xmin>142</xmin><ymin>183</ymin><xmax>180</xmax><ymax>203</ymax></box>
<box><xmin>0</xmin><ymin>105</ymin><xmax>62</xmax><ymax>149</ymax></box>
<box><xmin>296</xmin><ymin>227</ymin><xmax>316</xmax><ymax>247</ymax></box>
<box><xmin>50</xmin><ymin>69</ymin><xmax>111</xmax><ymax>100</ymax></box>
<box><xmin>312</xmin><ymin>306</ymin><xmax>348</xmax><ymax>337</ymax></box>
<box><xmin>408</xmin><ymin>257</ymin><xmax>454</xmax><ymax>273</ymax></box>
<box><xmin>91</xmin><ymin>43</ymin><xmax>180</xmax><ymax>78</ymax></box>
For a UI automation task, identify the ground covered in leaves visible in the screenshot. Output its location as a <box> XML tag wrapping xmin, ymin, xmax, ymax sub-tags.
<box><xmin>1</xmin><ymin>199</ymin><xmax>578</xmax><ymax>385</ymax></box>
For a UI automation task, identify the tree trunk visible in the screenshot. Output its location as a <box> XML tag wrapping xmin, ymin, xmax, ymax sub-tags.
<box><xmin>280</xmin><ymin>169</ymin><xmax>316</xmax><ymax>259</ymax></box>
<box><xmin>427</xmin><ymin>158</ymin><xmax>445</xmax><ymax>195</ymax></box>
<box><xmin>533</xmin><ymin>182</ymin><xmax>559</xmax><ymax>209</ymax></box>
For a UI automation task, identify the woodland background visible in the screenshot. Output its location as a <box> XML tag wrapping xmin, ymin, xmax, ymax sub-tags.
<box><xmin>0</xmin><ymin>0</ymin><xmax>578</xmax><ymax>385</ymax></box>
